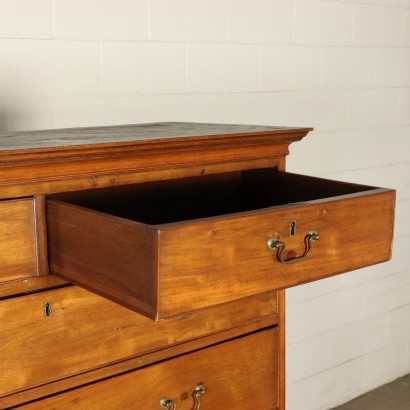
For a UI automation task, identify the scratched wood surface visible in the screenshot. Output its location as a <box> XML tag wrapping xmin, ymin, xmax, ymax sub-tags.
<box><xmin>0</xmin><ymin>122</ymin><xmax>309</xmax><ymax>152</ymax></box>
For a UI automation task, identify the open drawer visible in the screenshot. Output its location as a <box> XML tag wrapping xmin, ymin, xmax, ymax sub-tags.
<box><xmin>47</xmin><ymin>169</ymin><xmax>395</xmax><ymax>319</ymax></box>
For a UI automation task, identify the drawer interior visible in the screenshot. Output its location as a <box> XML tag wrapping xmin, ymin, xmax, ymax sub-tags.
<box><xmin>50</xmin><ymin>168</ymin><xmax>377</xmax><ymax>225</ymax></box>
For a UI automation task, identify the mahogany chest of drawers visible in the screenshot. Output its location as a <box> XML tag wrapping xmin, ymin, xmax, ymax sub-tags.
<box><xmin>0</xmin><ymin>123</ymin><xmax>394</xmax><ymax>409</ymax></box>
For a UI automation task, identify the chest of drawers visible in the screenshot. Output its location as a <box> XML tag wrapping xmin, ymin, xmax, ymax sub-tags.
<box><xmin>0</xmin><ymin>123</ymin><xmax>394</xmax><ymax>409</ymax></box>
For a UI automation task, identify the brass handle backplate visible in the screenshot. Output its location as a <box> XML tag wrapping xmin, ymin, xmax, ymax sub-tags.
<box><xmin>160</xmin><ymin>397</ymin><xmax>176</xmax><ymax>410</ymax></box>
<box><xmin>266</xmin><ymin>230</ymin><xmax>320</xmax><ymax>264</ymax></box>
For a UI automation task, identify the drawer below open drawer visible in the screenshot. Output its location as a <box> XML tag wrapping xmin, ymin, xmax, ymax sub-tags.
<box><xmin>19</xmin><ymin>327</ymin><xmax>279</xmax><ymax>410</ymax></box>
<box><xmin>47</xmin><ymin>169</ymin><xmax>395</xmax><ymax>319</ymax></box>
<box><xmin>0</xmin><ymin>286</ymin><xmax>276</xmax><ymax>399</ymax></box>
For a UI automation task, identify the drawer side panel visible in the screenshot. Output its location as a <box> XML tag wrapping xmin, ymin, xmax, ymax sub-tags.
<box><xmin>47</xmin><ymin>200</ymin><xmax>158</xmax><ymax>318</ymax></box>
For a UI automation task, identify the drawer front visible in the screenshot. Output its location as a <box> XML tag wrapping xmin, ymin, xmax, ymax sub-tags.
<box><xmin>19</xmin><ymin>328</ymin><xmax>278</xmax><ymax>410</ymax></box>
<box><xmin>159</xmin><ymin>190</ymin><xmax>394</xmax><ymax>317</ymax></box>
<box><xmin>0</xmin><ymin>198</ymin><xmax>36</xmax><ymax>282</ymax></box>
<box><xmin>0</xmin><ymin>286</ymin><xmax>276</xmax><ymax>397</ymax></box>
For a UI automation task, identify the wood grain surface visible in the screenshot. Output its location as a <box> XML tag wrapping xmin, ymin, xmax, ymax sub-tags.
<box><xmin>0</xmin><ymin>121</ymin><xmax>396</xmax><ymax>410</ymax></box>
<box><xmin>19</xmin><ymin>327</ymin><xmax>279</xmax><ymax>410</ymax></box>
<box><xmin>158</xmin><ymin>189</ymin><xmax>394</xmax><ymax>317</ymax></box>
<box><xmin>47</xmin><ymin>169</ymin><xmax>394</xmax><ymax>319</ymax></box>
<box><xmin>0</xmin><ymin>198</ymin><xmax>37</xmax><ymax>282</ymax></box>
<box><xmin>0</xmin><ymin>286</ymin><xmax>277</xmax><ymax>398</ymax></box>
<box><xmin>0</xmin><ymin>122</ymin><xmax>311</xmax><ymax>198</ymax></box>
<box><xmin>47</xmin><ymin>199</ymin><xmax>159</xmax><ymax>318</ymax></box>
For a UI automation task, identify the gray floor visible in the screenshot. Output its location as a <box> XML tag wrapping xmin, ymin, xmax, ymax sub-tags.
<box><xmin>329</xmin><ymin>373</ymin><xmax>410</xmax><ymax>410</ymax></box>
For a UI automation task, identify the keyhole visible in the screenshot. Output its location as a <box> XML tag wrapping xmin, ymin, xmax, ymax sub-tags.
<box><xmin>290</xmin><ymin>221</ymin><xmax>296</xmax><ymax>236</ymax></box>
<box><xmin>44</xmin><ymin>302</ymin><xmax>52</xmax><ymax>317</ymax></box>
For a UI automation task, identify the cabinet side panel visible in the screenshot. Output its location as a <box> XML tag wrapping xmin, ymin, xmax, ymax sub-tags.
<box><xmin>278</xmin><ymin>289</ymin><xmax>286</xmax><ymax>410</ymax></box>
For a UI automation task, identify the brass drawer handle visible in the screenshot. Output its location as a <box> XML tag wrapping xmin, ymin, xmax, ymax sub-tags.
<box><xmin>193</xmin><ymin>383</ymin><xmax>205</xmax><ymax>410</ymax></box>
<box><xmin>267</xmin><ymin>230</ymin><xmax>320</xmax><ymax>264</ymax></box>
<box><xmin>159</xmin><ymin>384</ymin><xmax>205</xmax><ymax>410</ymax></box>
<box><xmin>160</xmin><ymin>397</ymin><xmax>176</xmax><ymax>409</ymax></box>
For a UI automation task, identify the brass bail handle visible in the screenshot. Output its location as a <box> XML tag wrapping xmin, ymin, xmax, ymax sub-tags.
<box><xmin>159</xmin><ymin>384</ymin><xmax>205</xmax><ymax>410</ymax></box>
<box><xmin>192</xmin><ymin>383</ymin><xmax>205</xmax><ymax>410</ymax></box>
<box><xmin>266</xmin><ymin>230</ymin><xmax>320</xmax><ymax>264</ymax></box>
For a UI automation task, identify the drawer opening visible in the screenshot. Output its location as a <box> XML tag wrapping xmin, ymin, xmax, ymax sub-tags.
<box><xmin>49</xmin><ymin>168</ymin><xmax>377</xmax><ymax>225</ymax></box>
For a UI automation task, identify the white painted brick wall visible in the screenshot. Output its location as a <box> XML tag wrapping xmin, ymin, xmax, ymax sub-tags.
<box><xmin>0</xmin><ymin>1</ymin><xmax>409</xmax><ymax>409</ymax></box>
<box><xmin>149</xmin><ymin>0</ymin><xmax>225</xmax><ymax>42</ymax></box>
<box><xmin>353</xmin><ymin>4</ymin><xmax>403</xmax><ymax>46</ymax></box>
<box><xmin>52</xmin><ymin>0</ymin><xmax>147</xmax><ymax>40</ymax></box>
<box><xmin>260</xmin><ymin>46</ymin><xmax>322</xmax><ymax>90</ymax></box>
<box><xmin>187</xmin><ymin>43</ymin><xmax>259</xmax><ymax>92</ymax></box>
<box><xmin>227</xmin><ymin>0</ymin><xmax>293</xmax><ymax>44</ymax></box>
<box><xmin>0</xmin><ymin>0</ymin><xmax>52</xmax><ymax>38</ymax></box>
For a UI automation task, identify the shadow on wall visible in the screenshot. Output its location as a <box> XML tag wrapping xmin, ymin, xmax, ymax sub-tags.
<box><xmin>0</xmin><ymin>111</ymin><xmax>8</xmax><ymax>133</ymax></box>
<box><xmin>0</xmin><ymin>97</ymin><xmax>52</xmax><ymax>133</ymax></box>
<box><xmin>0</xmin><ymin>55</ymin><xmax>53</xmax><ymax>133</ymax></box>
<box><xmin>0</xmin><ymin>94</ymin><xmax>22</xmax><ymax>133</ymax></box>
<box><xmin>0</xmin><ymin>106</ymin><xmax>23</xmax><ymax>133</ymax></box>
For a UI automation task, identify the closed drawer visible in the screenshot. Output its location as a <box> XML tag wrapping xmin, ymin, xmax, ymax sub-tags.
<box><xmin>0</xmin><ymin>198</ymin><xmax>37</xmax><ymax>282</ymax></box>
<box><xmin>19</xmin><ymin>327</ymin><xmax>278</xmax><ymax>410</ymax></box>
<box><xmin>0</xmin><ymin>285</ymin><xmax>276</xmax><ymax>397</ymax></box>
<box><xmin>47</xmin><ymin>169</ymin><xmax>395</xmax><ymax>319</ymax></box>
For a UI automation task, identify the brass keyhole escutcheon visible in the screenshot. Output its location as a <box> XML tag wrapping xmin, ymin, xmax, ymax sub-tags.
<box><xmin>290</xmin><ymin>220</ymin><xmax>296</xmax><ymax>236</ymax></box>
<box><xmin>44</xmin><ymin>302</ymin><xmax>52</xmax><ymax>317</ymax></box>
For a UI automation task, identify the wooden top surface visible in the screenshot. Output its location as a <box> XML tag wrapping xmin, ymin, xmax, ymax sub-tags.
<box><xmin>0</xmin><ymin>122</ymin><xmax>312</xmax><ymax>198</ymax></box>
<box><xmin>0</xmin><ymin>122</ymin><xmax>311</xmax><ymax>153</ymax></box>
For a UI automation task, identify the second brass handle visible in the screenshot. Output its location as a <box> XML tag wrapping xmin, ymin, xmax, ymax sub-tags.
<box><xmin>159</xmin><ymin>384</ymin><xmax>205</xmax><ymax>410</ymax></box>
<box><xmin>266</xmin><ymin>230</ymin><xmax>320</xmax><ymax>264</ymax></box>
<box><xmin>193</xmin><ymin>383</ymin><xmax>205</xmax><ymax>410</ymax></box>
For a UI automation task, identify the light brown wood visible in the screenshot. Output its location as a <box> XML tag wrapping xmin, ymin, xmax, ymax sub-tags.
<box><xmin>278</xmin><ymin>289</ymin><xmax>286</xmax><ymax>410</ymax></box>
<box><xmin>0</xmin><ymin>275</ymin><xmax>67</xmax><ymax>299</ymax></box>
<box><xmin>277</xmin><ymin>151</ymin><xmax>287</xmax><ymax>410</ymax></box>
<box><xmin>47</xmin><ymin>199</ymin><xmax>160</xmax><ymax>318</ymax></box>
<box><xmin>0</xmin><ymin>198</ymin><xmax>37</xmax><ymax>282</ymax></box>
<box><xmin>159</xmin><ymin>189</ymin><xmax>394</xmax><ymax>317</ymax></box>
<box><xmin>0</xmin><ymin>313</ymin><xmax>277</xmax><ymax>409</ymax></box>
<box><xmin>0</xmin><ymin>122</ymin><xmax>311</xmax><ymax>198</ymax></box>
<box><xmin>47</xmin><ymin>170</ymin><xmax>394</xmax><ymax>319</ymax></box>
<box><xmin>33</xmin><ymin>195</ymin><xmax>49</xmax><ymax>276</ymax></box>
<box><xmin>0</xmin><ymin>285</ymin><xmax>277</xmax><ymax>397</ymax></box>
<box><xmin>0</xmin><ymin>158</ymin><xmax>281</xmax><ymax>198</ymax></box>
<box><xmin>19</xmin><ymin>327</ymin><xmax>279</xmax><ymax>410</ymax></box>
<box><xmin>0</xmin><ymin>122</ymin><xmax>396</xmax><ymax>410</ymax></box>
